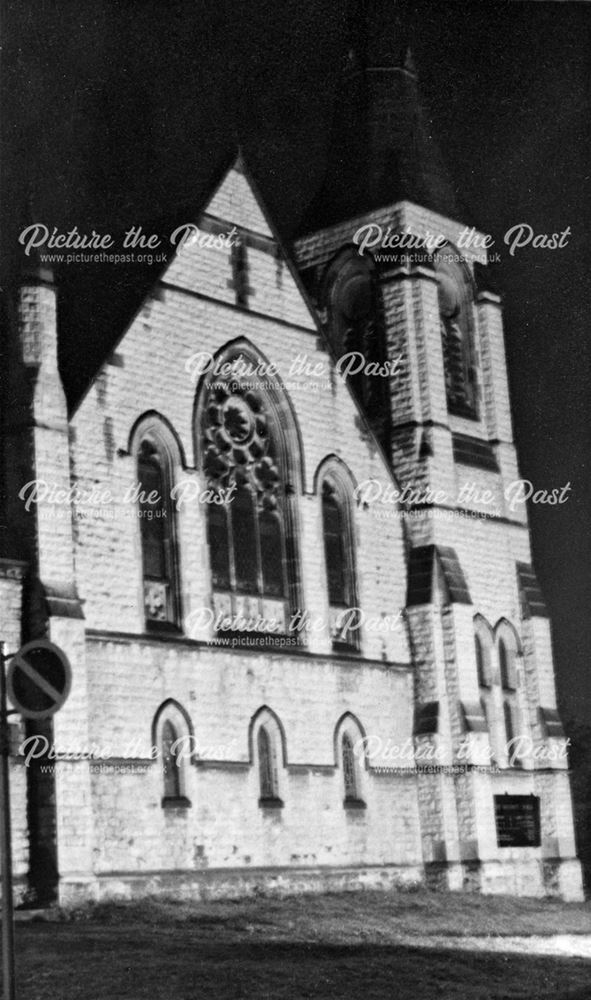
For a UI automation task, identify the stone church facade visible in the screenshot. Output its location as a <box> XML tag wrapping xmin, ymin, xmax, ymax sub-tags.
<box><xmin>1</xmin><ymin>12</ymin><xmax>583</xmax><ymax>904</ymax></box>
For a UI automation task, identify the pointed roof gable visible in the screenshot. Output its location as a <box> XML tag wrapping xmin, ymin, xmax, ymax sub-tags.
<box><xmin>205</xmin><ymin>156</ymin><xmax>273</xmax><ymax>238</ymax></box>
<box><xmin>161</xmin><ymin>153</ymin><xmax>318</xmax><ymax>332</ymax></box>
<box><xmin>67</xmin><ymin>152</ymin><xmax>320</xmax><ymax>415</ymax></box>
<box><xmin>71</xmin><ymin>153</ymin><xmax>322</xmax><ymax>416</ymax></box>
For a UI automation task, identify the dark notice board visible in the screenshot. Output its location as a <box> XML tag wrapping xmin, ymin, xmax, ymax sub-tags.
<box><xmin>494</xmin><ymin>795</ymin><xmax>541</xmax><ymax>848</ymax></box>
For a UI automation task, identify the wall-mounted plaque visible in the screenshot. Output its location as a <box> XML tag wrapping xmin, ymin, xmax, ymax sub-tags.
<box><xmin>494</xmin><ymin>794</ymin><xmax>541</xmax><ymax>848</ymax></box>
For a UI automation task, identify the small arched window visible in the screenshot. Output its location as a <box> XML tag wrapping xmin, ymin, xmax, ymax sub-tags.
<box><xmin>136</xmin><ymin>429</ymin><xmax>179</xmax><ymax>629</ymax></box>
<box><xmin>153</xmin><ymin>700</ymin><xmax>193</xmax><ymax>809</ymax></box>
<box><xmin>251</xmin><ymin>709</ymin><xmax>284</xmax><ymax>809</ymax></box>
<box><xmin>336</xmin><ymin>716</ymin><xmax>366</xmax><ymax>810</ymax></box>
<box><xmin>435</xmin><ymin>247</ymin><xmax>478</xmax><ymax>419</ymax></box>
<box><xmin>321</xmin><ymin>471</ymin><xmax>358</xmax><ymax>651</ymax></box>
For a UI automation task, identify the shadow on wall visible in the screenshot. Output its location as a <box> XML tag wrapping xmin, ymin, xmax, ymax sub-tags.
<box><xmin>564</xmin><ymin>716</ymin><xmax>591</xmax><ymax>897</ymax></box>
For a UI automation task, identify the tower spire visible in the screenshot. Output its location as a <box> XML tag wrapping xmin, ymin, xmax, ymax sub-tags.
<box><xmin>298</xmin><ymin>0</ymin><xmax>460</xmax><ymax>232</ymax></box>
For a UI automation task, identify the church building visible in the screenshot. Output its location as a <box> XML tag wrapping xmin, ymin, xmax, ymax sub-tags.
<box><xmin>0</xmin><ymin>5</ymin><xmax>582</xmax><ymax>905</ymax></box>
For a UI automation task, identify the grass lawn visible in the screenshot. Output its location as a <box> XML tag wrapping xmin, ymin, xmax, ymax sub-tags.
<box><xmin>12</xmin><ymin>889</ymin><xmax>591</xmax><ymax>1000</ymax></box>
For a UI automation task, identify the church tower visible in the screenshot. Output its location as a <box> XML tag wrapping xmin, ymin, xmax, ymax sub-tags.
<box><xmin>295</xmin><ymin>0</ymin><xmax>582</xmax><ymax>897</ymax></box>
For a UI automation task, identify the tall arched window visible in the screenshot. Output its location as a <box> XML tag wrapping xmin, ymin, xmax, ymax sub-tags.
<box><xmin>493</xmin><ymin>623</ymin><xmax>524</xmax><ymax>768</ymax></box>
<box><xmin>473</xmin><ymin>618</ymin><xmax>524</xmax><ymax>768</ymax></box>
<box><xmin>198</xmin><ymin>349</ymin><xmax>301</xmax><ymax>641</ymax></box>
<box><xmin>435</xmin><ymin>247</ymin><xmax>478</xmax><ymax>419</ymax></box>
<box><xmin>323</xmin><ymin>483</ymin><xmax>346</xmax><ymax>606</ymax></box>
<box><xmin>138</xmin><ymin>441</ymin><xmax>167</xmax><ymax>579</ymax></box>
<box><xmin>498</xmin><ymin>633</ymin><xmax>521</xmax><ymax>765</ymax></box>
<box><xmin>320</xmin><ymin>468</ymin><xmax>358</xmax><ymax>650</ymax></box>
<box><xmin>473</xmin><ymin>617</ymin><xmax>496</xmax><ymax>760</ymax></box>
<box><xmin>323</xmin><ymin>250</ymin><xmax>389</xmax><ymax>444</ymax></box>
<box><xmin>135</xmin><ymin>424</ymin><xmax>180</xmax><ymax>629</ymax></box>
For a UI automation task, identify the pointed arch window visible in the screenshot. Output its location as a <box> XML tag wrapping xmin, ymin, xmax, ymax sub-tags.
<box><xmin>153</xmin><ymin>701</ymin><xmax>192</xmax><ymax>809</ymax></box>
<box><xmin>337</xmin><ymin>719</ymin><xmax>366</xmax><ymax>810</ymax></box>
<box><xmin>324</xmin><ymin>251</ymin><xmax>389</xmax><ymax>443</ymax></box>
<box><xmin>199</xmin><ymin>353</ymin><xmax>300</xmax><ymax>642</ymax></box>
<box><xmin>137</xmin><ymin>432</ymin><xmax>179</xmax><ymax>629</ymax></box>
<box><xmin>252</xmin><ymin>710</ymin><xmax>284</xmax><ymax>809</ymax></box>
<box><xmin>498</xmin><ymin>634</ymin><xmax>521</xmax><ymax>765</ymax></box>
<box><xmin>321</xmin><ymin>473</ymin><xmax>359</xmax><ymax>651</ymax></box>
<box><xmin>474</xmin><ymin>618</ymin><xmax>496</xmax><ymax>760</ymax></box>
<box><xmin>435</xmin><ymin>248</ymin><xmax>478</xmax><ymax>419</ymax></box>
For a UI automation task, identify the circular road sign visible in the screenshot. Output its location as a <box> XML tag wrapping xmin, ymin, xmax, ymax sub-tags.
<box><xmin>7</xmin><ymin>640</ymin><xmax>72</xmax><ymax>720</ymax></box>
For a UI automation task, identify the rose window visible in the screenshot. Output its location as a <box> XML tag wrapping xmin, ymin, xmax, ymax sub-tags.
<box><xmin>202</xmin><ymin>376</ymin><xmax>280</xmax><ymax>504</ymax></box>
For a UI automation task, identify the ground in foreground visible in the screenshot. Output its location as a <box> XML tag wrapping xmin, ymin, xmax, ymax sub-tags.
<box><xmin>13</xmin><ymin>888</ymin><xmax>591</xmax><ymax>999</ymax></box>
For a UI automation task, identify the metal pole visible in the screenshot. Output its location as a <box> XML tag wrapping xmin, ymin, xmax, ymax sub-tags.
<box><xmin>0</xmin><ymin>642</ymin><xmax>15</xmax><ymax>1000</ymax></box>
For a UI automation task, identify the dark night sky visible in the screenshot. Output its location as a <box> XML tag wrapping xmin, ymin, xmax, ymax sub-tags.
<box><xmin>3</xmin><ymin>1</ymin><xmax>591</xmax><ymax>722</ymax></box>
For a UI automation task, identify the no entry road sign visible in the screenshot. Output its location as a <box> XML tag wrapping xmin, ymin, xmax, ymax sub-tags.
<box><xmin>7</xmin><ymin>639</ymin><xmax>72</xmax><ymax>720</ymax></box>
<box><xmin>0</xmin><ymin>637</ymin><xmax>72</xmax><ymax>1000</ymax></box>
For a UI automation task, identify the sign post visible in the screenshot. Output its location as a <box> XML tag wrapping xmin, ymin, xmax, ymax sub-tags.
<box><xmin>0</xmin><ymin>639</ymin><xmax>72</xmax><ymax>1000</ymax></box>
<box><xmin>0</xmin><ymin>642</ymin><xmax>15</xmax><ymax>1000</ymax></box>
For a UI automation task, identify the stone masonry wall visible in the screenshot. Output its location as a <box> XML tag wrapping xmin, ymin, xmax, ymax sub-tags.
<box><xmin>66</xmin><ymin>165</ymin><xmax>422</xmax><ymax>882</ymax></box>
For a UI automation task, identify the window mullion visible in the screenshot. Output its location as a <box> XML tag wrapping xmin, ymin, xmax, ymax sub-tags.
<box><xmin>228</xmin><ymin>492</ymin><xmax>238</xmax><ymax>594</ymax></box>
<box><xmin>254</xmin><ymin>494</ymin><xmax>264</xmax><ymax>602</ymax></box>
